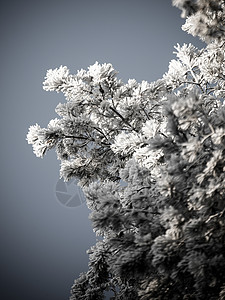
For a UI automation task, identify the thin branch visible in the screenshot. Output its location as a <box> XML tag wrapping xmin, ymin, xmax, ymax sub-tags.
<box><xmin>91</xmin><ymin>126</ymin><xmax>110</xmax><ymax>142</ymax></box>
<box><xmin>109</xmin><ymin>106</ymin><xmax>138</xmax><ymax>132</ymax></box>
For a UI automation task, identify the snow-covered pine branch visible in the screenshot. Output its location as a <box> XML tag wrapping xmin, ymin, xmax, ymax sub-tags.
<box><xmin>27</xmin><ymin>1</ymin><xmax>225</xmax><ymax>299</ymax></box>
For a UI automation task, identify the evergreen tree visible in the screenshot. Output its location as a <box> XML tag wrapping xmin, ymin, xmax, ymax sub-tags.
<box><xmin>27</xmin><ymin>1</ymin><xmax>225</xmax><ymax>299</ymax></box>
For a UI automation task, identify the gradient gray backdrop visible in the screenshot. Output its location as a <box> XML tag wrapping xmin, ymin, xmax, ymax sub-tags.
<box><xmin>0</xmin><ymin>1</ymin><xmax>204</xmax><ymax>299</ymax></box>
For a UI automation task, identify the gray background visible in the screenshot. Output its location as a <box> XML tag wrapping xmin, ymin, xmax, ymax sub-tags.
<box><xmin>0</xmin><ymin>1</ymin><xmax>204</xmax><ymax>299</ymax></box>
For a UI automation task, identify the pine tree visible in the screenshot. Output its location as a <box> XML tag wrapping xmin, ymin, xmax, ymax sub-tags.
<box><xmin>27</xmin><ymin>1</ymin><xmax>225</xmax><ymax>299</ymax></box>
